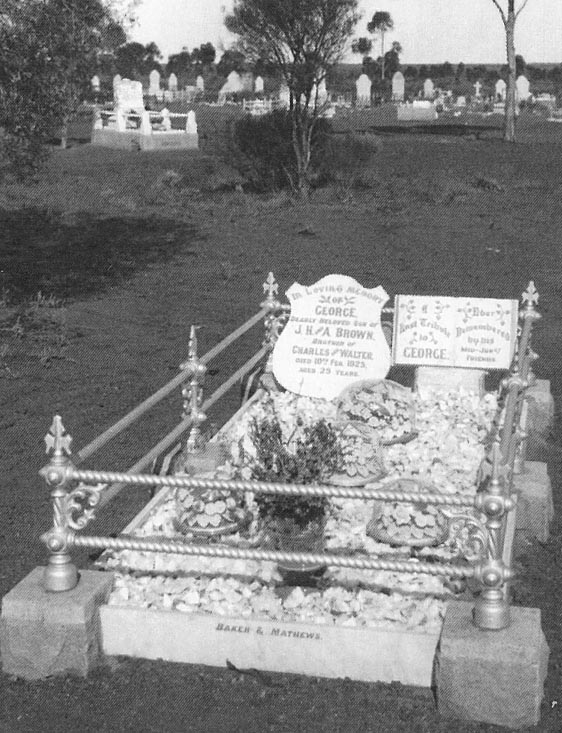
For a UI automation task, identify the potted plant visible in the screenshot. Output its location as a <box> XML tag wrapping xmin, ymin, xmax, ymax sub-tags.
<box><xmin>244</xmin><ymin>415</ymin><xmax>343</xmax><ymax>578</ymax></box>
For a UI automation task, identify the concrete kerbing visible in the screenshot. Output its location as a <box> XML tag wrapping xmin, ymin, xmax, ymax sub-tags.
<box><xmin>0</xmin><ymin>567</ymin><xmax>114</xmax><ymax>680</ymax></box>
<box><xmin>513</xmin><ymin>461</ymin><xmax>553</xmax><ymax>543</ymax></box>
<box><xmin>435</xmin><ymin>601</ymin><xmax>549</xmax><ymax>729</ymax></box>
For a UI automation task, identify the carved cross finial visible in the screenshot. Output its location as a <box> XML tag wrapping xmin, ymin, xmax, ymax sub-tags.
<box><xmin>521</xmin><ymin>281</ymin><xmax>538</xmax><ymax>308</ymax></box>
<box><xmin>44</xmin><ymin>415</ymin><xmax>72</xmax><ymax>458</ymax></box>
<box><xmin>263</xmin><ymin>272</ymin><xmax>278</xmax><ymax>300</ymax></box>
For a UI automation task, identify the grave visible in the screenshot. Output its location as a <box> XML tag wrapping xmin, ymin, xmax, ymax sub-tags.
<box><xmin>168</xmin><ymin>73</ymin><xmax>178</xmax><ymax>92</ymax></box>
<box><xmin>423</xmin><ymin>78</ymin><xmax>435</xmax><ymax>99</ymax></box>
<box><xmin>92</xmin><ymin>78</ymin><xmax>198</xmax><ymax>151</ymax></box>
<box><xmin>196</xmin><ymin>75</ymin><xmax>205</xmax><ymax>92</ymax></box>
<box><xmin>254</xmin><ymin>75</ymin><xmax>264</xmax><ymax>94</ymax></box>
<box><xmin>495</xmin><ymin>78</ymin><xmax>506</xmax><ymax>101</ymax></box>
<box><xmin>355</xmin><ymin>74</ymin><xmax>372</xmax><ymax>107</ymax></box>
<box><xmin>391</xmin><ymin>71</ymin><xmax>405</xmax><ymax>102</ymax></box>
<box><xmin>91</xmin><ymin>75</ymin><xmax>100</xmax><ymax>93</ymax></box>
<box><xmin>278</xmin><ymin>83</ymin><xmax>291</xmax><ymax>108</ymax></box>
<box><xmin>219</xmin><ymin>70</ymin><xmax>243</xmax><ymax>102</ymax></box>
<box><xmin>148</xmin><ymin>69</ymin><xmax>161</xmax><ymax>96</ymax></box>
<box><xmin>397</xmin><ymin>100</ymin><xmax>437</xmax><ymax>121</ymax></box>
<box><xmin>473</xmin><ymin>80</ymin><xmax>483</xmax><ymax>99</ymax></box>
<box><xmin>0</xmin><ymin>276</ymin><xmax>551</xmax><ymax>729</ymax></box>
<box><xmin>516</xmin><ymin>75</ymin><xmax>531</xmax><ymax>103</ymax></box>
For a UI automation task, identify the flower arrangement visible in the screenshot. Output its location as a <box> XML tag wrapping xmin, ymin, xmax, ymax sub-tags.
<box><xmin>245</xmin><ymin>416</ymin><xmax>343</xmax><ymax>531</ymax></box>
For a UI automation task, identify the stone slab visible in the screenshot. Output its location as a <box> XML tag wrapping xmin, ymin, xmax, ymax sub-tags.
<box><xmin>513</xmin><ymin>461</ymin><xmax>553</xmax><ymax>543</ymax></box>
<box><xmin>101</xmin><ymin>605</ymin><xmax>440</xmax><ymax>687</ymax></box>
<box><xmin>415</xmin><ymin>367</ymin><xmax>485</xmax><ymax>396</ymax></box>
<box><xmin>1</xmin><ymin>567</ymin><xmax>114</xmax><ymax>680</ymax></box>
<box><xmin>436</xmin><ymin>601</ymin><xmax>548</xmax><ymax>729</ymax></box>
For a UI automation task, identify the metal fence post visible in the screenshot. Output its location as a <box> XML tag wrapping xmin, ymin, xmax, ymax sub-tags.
<box><xmin>39</xmin><ymin>416</ymin><xmax>79</xmax><ymax>592</ymax></box>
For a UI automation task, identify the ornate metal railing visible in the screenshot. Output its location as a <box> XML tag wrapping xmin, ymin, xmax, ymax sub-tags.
<box><xmin>38</xmin><ymin>276</ymin><xmax>541</xmax><ymax>633</ymax></box>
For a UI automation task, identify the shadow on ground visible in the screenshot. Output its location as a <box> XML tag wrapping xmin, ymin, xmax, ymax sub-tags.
<box><xmin>0</xmin><ymin>208</ymin><xmax>199</xmax><ymax>304</ymax></box>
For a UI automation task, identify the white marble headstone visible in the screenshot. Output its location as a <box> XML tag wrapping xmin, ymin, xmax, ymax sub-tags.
<box><xmin>356</xmin><ymin>74</ymin><xmax>372</xmax><ymax>106</ymax></box>
<box><xmin>516</xmin><ymin>75</ymin><xmax>530</xmax><ymax>102</ymax></box>
<box><xmin>91</xmin><ymin>75</ymin><xmax>100</xmax><ymax>92</ymax></box>
<box><xmin>168</xmin><ymin>73</ymin><xmax>178</xmax><ymax>92</ymax></box>
<box><xmin>495</xmin><ymin>79</ymin><xmax>506</xmax><ymax>101</ymax></box>
<box><xmin>196</xmin><ymin>75</ymin><xmax>205</xmax><ymax>91</ymax></box>
<box><xmin>272</xmin><ymin>275</ymin><xmax>390</xmax><ymax>400</ymax></box>
<box><xmin>392</xmin><ymin>71</ymin><xmax>405</xmax><ymax>101</ymax></box>
<box><xmin>114</xmin><ymin>79</ymin><xmax>144</xmax><ymax>112</ymax></box>
<box><xmin>255</xmin><ymin>76</ymin><xmax>264</xmax><ymax>94</ymax></box>
<box><xmin>423</xmin><ymin>79</ymin><xmax>434</xmax><ymax>99</ymax></box>
<box><xmin>149</xmin><ymin>69</ymin><xmax>161</xmax><ymax>95</ymax></box>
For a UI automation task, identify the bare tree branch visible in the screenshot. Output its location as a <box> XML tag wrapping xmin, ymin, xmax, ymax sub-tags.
<box><xmin>489</xmin><ymin>0</ymin><xmax>507</xmax><ymax>25</ymax></box>
<box><xmin>515</xmin><ymin>0</ymin><xmax>532</xmax><ymax>19</ymax></box>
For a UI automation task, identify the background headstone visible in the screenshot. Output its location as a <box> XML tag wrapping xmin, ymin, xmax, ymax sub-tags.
<box><xmin>423</xmin><ymin>78</ymin><xmax>435</xmax><ymax>99</ymax></box>
<box><xmin>254</xmin><ymin>76</ymin><xmax>264</xmax><ymax>94</ymax></box>
<box><xmin>473</xmin><ymin>80</ymin><xmax>482</xmax><ymax>98</ymax></box>
<box><xmin>355</xmin><ymin>74</ymin><xmax>372</xmax><ymax>106</ymax></box>
<box><xmin>149</xmin><ymin>69</ymin><xmax>161</xmax><ymax>95</ymax></box>
<box><xmin>91</xmin><ymin>75</ymin><xmax>100</xmax><ymax>93</ymax></box>
<box><xmin>516</xmin><ymin>75</ymin><xmax>531</xmax><ymax>102</ymax></box>
<box><xmin>495</xmin><ymin>79</ymin><xmax>507</xmax><ymax>101</ymax></box>
<box><xmin>112</xmin><ymin>74</ymin><xmax>122</xmax><ymax>92</ymax></box>
<box><xmin>272</xmin><ymin>275</ymin><xmax>390</xmax><ymax>400</ymax></box>
<box><xmin>392</xmin><ymin>71</ymin><xmax>405</xmax><ymax>101</ymax></box>
<box><xmin>186</xmin><ymin>110</ymin><xmax>197</xmax><ymax>135</ymax></box>
<box><xmin>196</xmin><ymin>75</ymin><xmax>205</xmax><ymax>91</ymax></box>
<box><xmin>168</xmin><ymin>73</ymin><xmax>178</xmax><ymax>92</ymax></box>
<box><xmin>456</xmin><ymin>95</ymin><xmax>467</xmax><ymax>107</ymax></box>
<box><xmin>278</xmin><ymin>83</ymin><xmax>291</xmax><ymax>108</ymax></box>
<box><xmin>225</xmin><ymin>70</ymin><xmax>243</xmax><ymax>93</ymax></box>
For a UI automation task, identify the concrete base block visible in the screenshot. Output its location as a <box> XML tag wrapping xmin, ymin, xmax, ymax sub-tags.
<box><xmin>513</xmin><ymin>461</ymin><xmax>553</xmax><ymax>543</ymax></box>
<box><xmin>526</xmin><ymin>379</ymin><xmax>555</xmax><ymax>437</ymax></box>
<box><xmin>436</xmin><ymin>601</ymin><xmax>549</xmax><ymax>729</ymax></box>
<box><xmin>0</xmin><ymin>567</ymin><xmax>114</xmax><ymax>680</ymax></box>
<box><xmin>415</xmin><ymin>367</ymin><xmax>485</xmax><ymax>396</ymax></box>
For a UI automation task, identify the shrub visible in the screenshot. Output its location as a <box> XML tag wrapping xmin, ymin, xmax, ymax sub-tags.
<box><xmin>228</xmin><ymin>109</ymin><xmax>332</xmax><ymax>192</ymax></box>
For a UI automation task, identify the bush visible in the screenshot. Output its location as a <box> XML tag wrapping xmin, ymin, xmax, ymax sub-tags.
<box><xmin>228</xmin><ymin>109</ymin><xmax>332</xmax><ymax>192</ymax></box>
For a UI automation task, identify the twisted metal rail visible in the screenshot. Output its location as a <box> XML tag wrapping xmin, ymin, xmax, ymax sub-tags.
<box><xmin>76</xmin><ymin>308</ymin><xmax>268</xmax><ymax>464</ymax></box>
<box><xmin>71</xmin><ymin>534</ymin><xmax>474</xmax><ymax>578</ymax></box>
<box><xmin>68</xmin><ymin>468</ymin><xmax>479</xmax><ymax>508</ymax></box>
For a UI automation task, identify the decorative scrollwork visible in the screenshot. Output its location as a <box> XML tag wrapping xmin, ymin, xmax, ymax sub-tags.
<box><xmin>441</xmin><ymin>509</ymin><xmax>489</xmax><ymax>563</ymax></box>
<box><xmin>65</xmin><ymin>483</ymin><xmax>104</xmax><ymax>531</ymax></box>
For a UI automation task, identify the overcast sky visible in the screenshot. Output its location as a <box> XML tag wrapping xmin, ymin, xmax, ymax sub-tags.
<box><xmin>131</xmin><ymin>0</ymin><xmax>561</xmax><ymax>65</ymax></box>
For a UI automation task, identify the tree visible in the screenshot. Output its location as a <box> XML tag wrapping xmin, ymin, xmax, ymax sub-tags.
<box><xmin>192</xmin><ymin>42</ymin><xmax>216</xmax><ymax>68</ymax></box>
<box><xmin>0</xmin><ymin>0</ymin><xmax>122</xmax><ymax>173</ymax></box>
<box><xmin>488</xmin><ymin>0</ymin><xmax>532</xmax><ymax>142</ymax></box>
<box><xmin>167</xmin><ymin>49</ymin><xmax>192</xmax><ymax>76</ymax></box>
<box><xmin>225</xmin><ymin>0</ymin><xmax>361</xmax><ymax>195</ymax></box>
<box><xmin>367</xmin><ymin>11</ymin><xmax>394</xmax><ymax>80</ymax></box>
<box><xmin>351</xmin><ymin>37</ymin><xmax>373</xmax><ymax>59</ymax></box>
<box><xmin>383</xmin><ymin>41</ymin><xmax>402</xmax><ymax>79</ymax></box>
<box><xmin>114</xmin><ymin>41</ymin><xmax>162</xmax><ymax>78</ymax></box>
<box><xmin>216</xmin><ymin>48</ymin><xmax>247</xmax><ymax>76</ymax></box>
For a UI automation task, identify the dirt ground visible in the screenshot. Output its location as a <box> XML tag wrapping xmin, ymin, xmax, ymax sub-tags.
<box><xmin>1</xmin><ymin>125</ymin><xmax>562</xmax><ymax>731</ymax></box>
